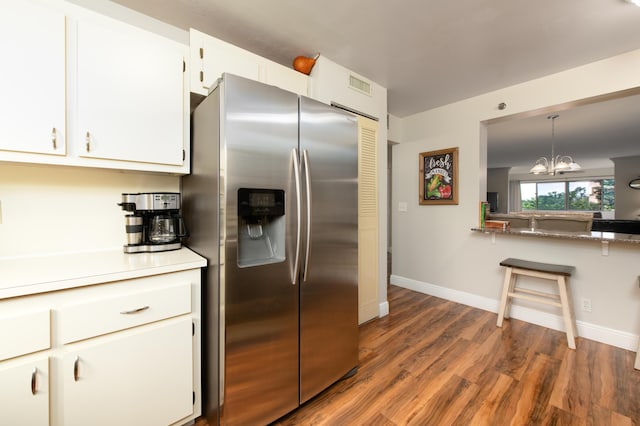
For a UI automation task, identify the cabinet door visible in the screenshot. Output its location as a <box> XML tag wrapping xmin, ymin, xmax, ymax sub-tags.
<box><xmin>190</xmin><ymin>29</ymin><xmax>260</xmax><ymax>95</ymax></box>
<box><xmin>262</xmin><ymin>60</ymin><xmax>308</xmax><ymax>96</ymax></box>
<box><xmin>0</xmin><ymin>357</ymin><xmax>50</xmax><ymax>426</ymax></box>
<box><xmin>76</xmin><ymin>15</ymin><xmax>185</xmax><ymax>166</ymax></box>
<box><xmin>357</xmin><ymin>116</ymin><xmax>379</xmax><ymax>324</ymax></box>
<box><xmin>62</xmin><ymin>318</ymin><xmax>193</xmax><ymax>426</ymax></box>
<box><xmin>0</xmin><ymin>0</ymin><xmax>65</xmax><ymax>156</ymax></box>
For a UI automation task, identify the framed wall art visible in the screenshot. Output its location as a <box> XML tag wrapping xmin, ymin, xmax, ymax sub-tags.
<box><xmin>419</xmin><ymin>147</ymin><xmax>458</xmax><ymax>205</ymax></box>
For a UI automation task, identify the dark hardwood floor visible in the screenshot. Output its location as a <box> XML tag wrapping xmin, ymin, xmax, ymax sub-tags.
<box><xmin>199</xmin><ymin>285</ymin><xmax>640</xmax><ymax>425</ymax></box>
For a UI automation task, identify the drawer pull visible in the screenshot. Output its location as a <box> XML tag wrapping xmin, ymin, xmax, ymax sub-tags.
<box><xmin>120</xmin><ymin>305</ymin><xmax>150</xmax><ymax>315</ymax></box>
<box><xmin>73</xmin><ymin>356</ymin><xmax>80</xmax><ymax>382</ymax></box>
<box><xmin>31</xmin><ymin>368</ymin><xmax>37</xmax><ymax>395</ymax></box>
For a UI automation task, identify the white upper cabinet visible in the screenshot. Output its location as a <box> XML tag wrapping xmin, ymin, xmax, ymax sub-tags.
<box><xmin>190</xmin><ymin>28</ymin><xmax>307</xmax><ymax>97</ymax></box>
<box><xmin>0</xmin><ymin>0</ymin><xmax>66</xmax><ymax>156</ymax></box>
<box><xmin>76</xmin><ymin>13</ymin><xmax>186</xmax><ymax>167</ymax></box>
<box><xmin>308</xmin><ymin>56</ymin><xmax>385</xmax><ymax>120</ymax></box>
<box><xmin>0</xmin><ymin>1</ymin><xmax>190</xmax><ymax>174</ymax></box>
<box><xmin>262</xmin><ymin>60</ymin><xmax>308</xmax><ymax>97</ymax></box>
<box><xmin>190</xmin><ymin>29</ymin><xmax>259</xmax><ymax>95</ymax></box>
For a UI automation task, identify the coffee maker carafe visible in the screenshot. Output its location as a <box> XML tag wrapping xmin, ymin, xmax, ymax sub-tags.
<box><xmin>118</xmin><ymin>192</ymin><xmax>188</xmax><ymax>253</ymax></box>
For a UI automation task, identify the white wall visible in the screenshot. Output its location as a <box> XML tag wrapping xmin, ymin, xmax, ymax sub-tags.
<box><xmin>66</xmin><ymin>0</ymin><xmax>188</xmax><ymax>44</ymax></box>
<box><xmin>487</xmin><ymin>167</ymin><xmax>510</xmax><ymax>213</ymax></box>
<box><xmin>392</xmin><ymin>49</ymin><xmax>640</xmax><ymax>350</ymax></box>
<box><xmin>0</xmin><ymin>163</ymin><xmax>179</xmax><ymax>257</ymax></box>
<box><xmin>388</xmin><ymin>114</ymin><xmax>402</xmax><ymax>143</ymax></box>
<box><xmin>613</xmin><ymin>155</ymin><xmax>640</xmax><ymax>220</ymax></box>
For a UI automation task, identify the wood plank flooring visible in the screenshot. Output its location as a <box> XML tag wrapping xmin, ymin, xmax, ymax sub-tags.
<box><xmin>199</xmin><ymin>285</ymin><xmax>640</xmax><ymax>425</ymax></box>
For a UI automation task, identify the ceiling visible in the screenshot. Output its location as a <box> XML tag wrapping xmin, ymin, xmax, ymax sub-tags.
<box><xmin>109</xmin><ymin>0</ymin><xmax>640</xmax><ymax>118</ymax></box>
<box><xmin>110</xmin><ymin>0</ymin><xmax>640</xmax><ymax>168</ymax></box>
<box><xmin>488</xmin><ymin>91</ymin><xmax>640</xmax><ymax>173</ymax></box>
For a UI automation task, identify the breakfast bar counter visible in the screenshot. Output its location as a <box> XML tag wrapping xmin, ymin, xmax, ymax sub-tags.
<box><xmin>471</xmin><ymin>227</ymin><xmax>640</xmax><ymax>245</ymax></box>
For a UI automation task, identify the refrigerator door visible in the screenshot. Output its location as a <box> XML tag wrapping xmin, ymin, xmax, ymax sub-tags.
<box><xmin>220</xmin><ymin>74</ymin><xmax>301</xmax><ymax>425</ymax></box>
<box><xmin>299</xmin><ymin>97</ymin><xmax>359</xmax><ymax>403</ymax></box>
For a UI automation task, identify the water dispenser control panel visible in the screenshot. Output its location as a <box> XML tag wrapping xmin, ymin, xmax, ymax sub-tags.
<box><xmin>238</xmin><ymin>188</ymin><xmax>284</xmax><ymax>217</ymax></box>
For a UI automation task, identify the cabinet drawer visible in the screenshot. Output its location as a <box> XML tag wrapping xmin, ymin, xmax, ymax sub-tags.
<box><xmin>59</xmin><ymin>282</ymin><xmax>191</xmax><ymax>344</ymax></box>
<box><xmin>0</xmin><ymin>310</ymin><xmax>50</xmax><ymax>361</ymax></box>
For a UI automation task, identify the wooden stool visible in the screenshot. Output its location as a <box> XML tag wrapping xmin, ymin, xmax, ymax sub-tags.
<box><xmin>496</xmin><ymin>258</ymin><xmax>578</xmax><ymax>349</ymax></box>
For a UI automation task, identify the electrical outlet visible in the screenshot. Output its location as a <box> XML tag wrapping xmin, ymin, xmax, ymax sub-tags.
<box><xmin>581</xmin><ymin>297</ymin><xmax>592</xmax><ymax>312</ymax></box>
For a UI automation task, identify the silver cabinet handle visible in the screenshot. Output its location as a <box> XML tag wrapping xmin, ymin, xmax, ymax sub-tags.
<box><xmin>73</xmin><ymin>356</ymin><xmax>80</xmax><ymax>382</ymax></box>
<box><xmin>120</xmin><ymin>305</ymin><xmax>149</xmax><ymax>315</ymax></box>
<box><xmin>31</xmin><ymin>368</ymin><xmax>37</xmax><ymax>395</ymax></box>
<box><xmin>302</xmin><ymin>149</ymin><xmax>312</xmax><ymax>282</ymax></box>
<box><xmin>85</xmin><ymin>131</ymin><xmax>91</xmax><ymax>152</ymax></box>
<box><xmin>291</xmin><ymin>148</ymin><xmax>302</xmax><ymax>285</ymax></box>
<box><xmin>51</xmin><ymin>127</ymin><xmax>57</xmax><ymax>150</ymax></box>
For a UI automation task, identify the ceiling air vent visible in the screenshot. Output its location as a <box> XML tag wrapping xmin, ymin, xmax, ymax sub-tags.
<box><xmin>349</xmin><ymin>74</ymin><xmax>372</xmax><ymax>97</ymax></box>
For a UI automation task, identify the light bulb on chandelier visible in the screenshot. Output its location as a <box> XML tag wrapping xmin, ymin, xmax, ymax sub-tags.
<box><xmin>529</xmin><ymin>114</ymin><xmax>582</xmax><ymax>175</ymax></box>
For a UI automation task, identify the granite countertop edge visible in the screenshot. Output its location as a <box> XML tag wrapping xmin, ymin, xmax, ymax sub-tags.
<box><xmin>470</xmin><ymin>227</ymin><xmax>640</xmax><ymax>245</ymax></box>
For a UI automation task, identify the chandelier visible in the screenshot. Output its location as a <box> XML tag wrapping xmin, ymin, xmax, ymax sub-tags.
<box><xmin>529</xmin><ymin>114</ymin><xmax>582</xmax><ymax>175</ymax></box>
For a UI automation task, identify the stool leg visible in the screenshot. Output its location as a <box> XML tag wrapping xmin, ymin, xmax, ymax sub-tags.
<box><xmin>497</xmin><ymin>267</ymin><xmax>515</xmax><ymax>327</ymax></box>
<box><xmin>557</xmin><ymin>276</ymin><xmax>577</xmax><ymax>349</ymax></box>
<box><xmin>635</xmin><ymin>342</ymin><xmax>640</xmax><ymax>370</ymax></box>
<box><xmin>566</xmin><ymin>281</ymin><xmax>578</xmax><ymax>339</ymax></box>
<box><xmin>503</xmin><ymin>271</ymin><xmax>517</xmax><ymax>320</ymax></box>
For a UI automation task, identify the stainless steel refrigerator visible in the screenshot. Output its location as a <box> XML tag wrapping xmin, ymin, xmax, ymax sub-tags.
<box><xmin>182</xmin><ymin>73</ymin><xmax>359</xmax><ymax>425</ymax></box>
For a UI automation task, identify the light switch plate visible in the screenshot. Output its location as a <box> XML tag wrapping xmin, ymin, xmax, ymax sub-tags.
<box><xmin>398</xmin><ymin>202</ymin><xmax>407</xmax><ymax>212</ymax></box>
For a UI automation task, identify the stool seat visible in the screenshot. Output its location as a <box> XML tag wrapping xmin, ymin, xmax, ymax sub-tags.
<box><xmin>497</xmin><ymin>258</ymin><xmax>578</xmax><ymax>349</ymax></box>
<box><xmin>499</xmin><ymin>258</ymin><xmax>574</xmax><ymax>277</ymax></box>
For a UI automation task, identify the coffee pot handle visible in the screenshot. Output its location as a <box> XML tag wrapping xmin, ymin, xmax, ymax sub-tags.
<box><xmin>175</xmin><ymin>215</ymin><xmax>189</xmax><ymax>238</ymax></box>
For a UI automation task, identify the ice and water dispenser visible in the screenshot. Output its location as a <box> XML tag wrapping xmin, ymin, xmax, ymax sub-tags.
<box><xmin>237</xmin><ymin>188</ymin><xmax>286</xmax><ymax>267</ymax></box>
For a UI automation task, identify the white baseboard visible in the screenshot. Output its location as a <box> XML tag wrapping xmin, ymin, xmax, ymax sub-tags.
<box><xmin>390</xmin><ymin>274</ymin><xmax>639</xmax><ymax>352</ymax></box>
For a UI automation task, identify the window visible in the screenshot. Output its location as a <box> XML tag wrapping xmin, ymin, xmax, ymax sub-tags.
<box><xmin>520</xmin><ymin>179</ymin><xmax>614</xmax><ymax>211</ymax></box>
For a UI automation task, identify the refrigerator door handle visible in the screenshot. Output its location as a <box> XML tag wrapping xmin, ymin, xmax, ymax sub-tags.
<box><xmin>292</xmin><ymin>148</ymin><xmax>302</xmax><ymax>285</ymax></box>
<box><xmin>302</xmin><ymin>149</ymin><xmax>312</xmax><ymax>282</ymax></box>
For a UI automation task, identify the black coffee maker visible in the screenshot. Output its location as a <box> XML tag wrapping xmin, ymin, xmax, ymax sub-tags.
<box><xmin>118</xmin><ymin>192</ymin><xmax>188</xmax><ymax>253</ymax></box>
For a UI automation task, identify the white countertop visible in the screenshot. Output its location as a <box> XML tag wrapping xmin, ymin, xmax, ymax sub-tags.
<box><xmin>0</xmin><ymin>248</ymin><xmax>207</xmax><ymax>300</ymax></box>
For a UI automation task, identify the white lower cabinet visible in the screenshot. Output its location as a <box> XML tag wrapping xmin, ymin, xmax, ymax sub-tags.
<box><xmin>0</xmin><ymin>267</ymin><xmax>202</xmax><ymax>426</ymax></box>
<box><xmin>0</xmin><ymin>357</ymin><xmax>50</xmax><ymax>426</ymax></box>
<box><xmin>0</xmin><ymin>309</ymin><xmax>51</xmax><ymax>426</ymax></box>
<box><xmin>61</xmin><ymin>319</ymin><xmax>193</xmax><ymax>426</ymax></box>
